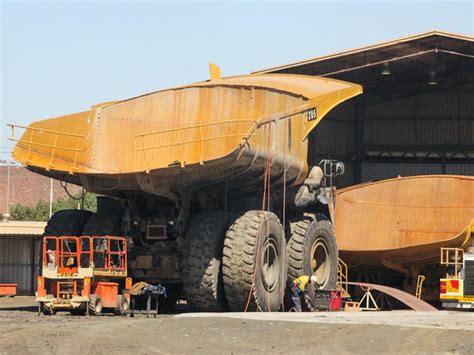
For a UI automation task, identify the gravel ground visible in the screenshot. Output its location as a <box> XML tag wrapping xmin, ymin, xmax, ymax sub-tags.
<box><xmin>0</xmin><ymin>296</ymin><xmax>473</xmax><ymax>354</ymax></box>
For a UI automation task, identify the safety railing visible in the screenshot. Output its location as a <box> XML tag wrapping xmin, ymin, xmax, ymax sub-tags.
<box><xmin>133</xmin><ymin>119</ymin><xmax>258</xmax><ymax>172</ymax></box>
<box><xmin>57</xmin><ymin>281</ymin><xmax>77</xmax><ymax>300</ymax></box>
<box><xmin>90</xmin><ymin>236</ymin><xmax>127</xmax><ymax>273</ymax></box>
<box><xmin>43</xmin><ymin>236</ymin><xmax>127</xmax><ymax>275</ymax></box>
<box><xmin>7</xmin><ymin>124</ymin><xmax>87</xmax><ymax>173</ymax></box>
<box><xmin>43</xmin><ymin>236</ymin><xmax>82</xmax><ymax>274</ymax></box>
<box><xmin>338</xmin><ymin>257</ymin><xmax>349</xmax><ymax>295</ymax></box>
<box><xmin>440</xmin><ymin>247</ymin><xmax>464</xmax><ymax>278</ymax></box>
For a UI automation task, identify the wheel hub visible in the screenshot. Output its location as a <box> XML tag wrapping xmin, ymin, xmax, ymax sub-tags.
<box><xmin>310</xmin><ymin>238</ymin><xmax>331</xmax><ymax>288</ymax></box>
<box><xmin>261</xmin><ymin>234</ymin><xmax>280</xmax><ymax>292</ymax></box>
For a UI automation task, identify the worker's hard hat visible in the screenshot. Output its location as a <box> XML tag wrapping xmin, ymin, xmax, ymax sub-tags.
<box><xmin>310</xmin><ymin>275</ymin><xmax>318</xmax><ymax>284</ymax></box>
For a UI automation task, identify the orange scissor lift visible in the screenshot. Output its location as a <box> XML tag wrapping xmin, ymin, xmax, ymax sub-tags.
<box><xmin>36</xmin><ymin>236</ymin><xmax>132</xmax><ymax>316</ymax></box>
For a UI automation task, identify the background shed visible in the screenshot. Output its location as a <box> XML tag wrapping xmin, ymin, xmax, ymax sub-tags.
<box><xmin>0</xmin><ymin>221</ymin><xmax>45</xmax><ymax>295</ymax></box>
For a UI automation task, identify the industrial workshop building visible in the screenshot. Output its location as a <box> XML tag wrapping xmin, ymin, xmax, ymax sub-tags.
<box><xmin>254</xmin><ymin>31</ymin><xmax>474</xmax><ymax>187</ymax></box>
<box><xmin>0</xmin><ymin>221</ymin><xmax>45</xmax><ymax>295</ymax></box>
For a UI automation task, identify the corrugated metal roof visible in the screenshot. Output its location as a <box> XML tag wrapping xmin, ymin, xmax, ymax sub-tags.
<box><xmin>252</xmin><ymin>30</ymin><xmax>474</xmax><ymax>75</ymax></box>
<box><xmin>0</xmin><ymin>221</ymin><xmax>46</xmax><ymax>236</ymax></box>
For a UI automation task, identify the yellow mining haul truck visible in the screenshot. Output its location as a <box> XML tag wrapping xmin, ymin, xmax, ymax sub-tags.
<box><xmin>9</xmin><ymin>66</ymin><xmax>362</xmax><ymax>311</ymax></box>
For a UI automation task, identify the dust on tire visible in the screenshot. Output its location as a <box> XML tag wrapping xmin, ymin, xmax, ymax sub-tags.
<box><xmin>181</xmin><ymin>210</ymin><xmax>228</xmax><ymax>312</ymax></box>
<box><xmin>222</xmin><ymin>210</ymin><xmax>286</xmax><ymax>312</ymax></box>
<box><xmin>286</xmin><ymin>214</ymin><xmax>338</xmax><ymax>311</ymax></box>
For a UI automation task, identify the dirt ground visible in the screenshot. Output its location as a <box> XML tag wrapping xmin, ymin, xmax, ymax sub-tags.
<box><xmin>0</xmin><ymin>297</ymin><xmax>473</xmax><ymax>354</ymax></box>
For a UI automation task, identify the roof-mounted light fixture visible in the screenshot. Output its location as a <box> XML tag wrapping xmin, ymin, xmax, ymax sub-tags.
<box><xmin>381</xmin><ymin>62</ymin><xmax>391</xmax><ymax>76</ymax></box>
<box><xmin>428</xmin><ymin>71</ymin><xmax>438</xmax><ymax>85</ymax></box>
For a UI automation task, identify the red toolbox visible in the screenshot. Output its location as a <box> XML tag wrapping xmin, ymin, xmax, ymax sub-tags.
<box><xmin>0</xmin><ymin>284</ymin><xmax>17</xmax><ymax>296</ymax></box>
<box><xmin>313</xmin><ymin>289</ymin><xmax>342</xmax><ymax>311</ymax></box>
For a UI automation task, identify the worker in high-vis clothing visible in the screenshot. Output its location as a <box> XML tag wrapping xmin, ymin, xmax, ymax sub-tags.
<box><xmin>291</xmin><ymin>275</ymin><xmax>317</xmax><ymax>312</ymax></box>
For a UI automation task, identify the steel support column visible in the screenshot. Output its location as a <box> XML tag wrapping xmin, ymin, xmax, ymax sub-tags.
<box><xmin>354</xmin><ymin>96</ymin><xmax>365</xmax><ymax>184</ymax></box>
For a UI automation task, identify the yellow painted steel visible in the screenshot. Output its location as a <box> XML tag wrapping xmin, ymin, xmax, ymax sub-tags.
<box><xmin>8</xmin><ymin>123</ymin><xmax>87</xmax><ymax>173</ymax></box>
<box><xmin>338</xmin><ymin>257</ymin><xmax>349</xmax><ymax>296</ymax></box>
<box><xmin>415</xmin><ymin>275</ymin><xmax>425</xmax><ymax>299</ymax></box>
<box><xmin>440</xmin><ymin>279</ymin><xmax>474</xmax><ymax>301</ymax></box>
<box><xmin>9</xmin><ymin>72</ymin><xmax>362</xmax><ymax>183</ymax></box>
<box><xmin>209</xmin><ymin>63</ymin><xmax>222</xmax><ymax>81</ymax></box>
<box><xmin>440</xmin><ymin>247</ymin><xmax>465</xmax><ymax>278</ymax></box>
<box><xmin>336</xmin><ymin>176</ymin><xmax>474</xmax><ymax>271</ymax></box>
<box><xmin>440</xmin><ymin>245</ymin><xmax>474</xmax><ymax>305</ymax></box>
<box><xmin>133</xmin><ymin>119</ymin><xmax>259</xmax><ymax>171</ymax></box>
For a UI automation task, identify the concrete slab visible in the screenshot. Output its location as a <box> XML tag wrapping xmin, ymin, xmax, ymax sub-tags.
<box><xmin>177</xmin><ymin>310</ymin><xmax>474</xmax><ymax>331</ymax></box>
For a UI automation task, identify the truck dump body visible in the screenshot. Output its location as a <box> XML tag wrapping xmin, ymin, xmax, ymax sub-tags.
<box><xmin>335</xmin><ymin>175</ymin><xmax>474</xmax><ymax>271</ymax></box>
<box><xmin>10</xmin><ymin>74</ymin><xmax>361</xmax><ymax>198</ymax></box>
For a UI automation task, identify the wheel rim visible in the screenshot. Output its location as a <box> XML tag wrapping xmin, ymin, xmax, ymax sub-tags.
<box><xmin>95</xmin><ymin>299</ymin><xmax>102</xmax><ymax>314</ymax></box>
<box><xmin>43</xmin><ymin>304</ymin><xmax>53</xmax><ymax>315</ymax></box>
<box><xmin>123</xmin><ymin>298</ymin><xmax>129</xmax><ymax>312</ymax></box>
<box><xmin>261</xmin><ymin>233</ymin><xmax>280</xmax><ymax>293</ymax></box>
<box><xmin>310</xmin><ymin>237</ymin><xmax>331</xmax><ymax>288</ymax></box>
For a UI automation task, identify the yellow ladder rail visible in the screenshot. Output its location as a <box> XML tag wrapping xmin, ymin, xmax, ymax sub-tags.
<box><xmin>415</xmin><ymin>275</ymin><xmax>425</xmax><ymax>299</ymax></box>
<box><xmin>440</xmin><ymin>247</ymin><xmax>464</xmax><ymax>278</ymax></box>
<box><xmin>338</xmin><ymin>257</ymin><xmax>349</xmax><ymax>295</ymax></box>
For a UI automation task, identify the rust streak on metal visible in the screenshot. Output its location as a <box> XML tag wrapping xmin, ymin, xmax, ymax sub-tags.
<box><xmin>348</xmin><ymin>282</ymin><xmax>438</xmax><ymax>311</ymax></box>
<box><xmin>336</xmin><ymin>175</ymin><xmax>474</xmax><ymax>270</ymax></box>
<box><xmin>9</xmin><ymin>74</ymin><xmax>362</xmax><ymax>195</ymax></box>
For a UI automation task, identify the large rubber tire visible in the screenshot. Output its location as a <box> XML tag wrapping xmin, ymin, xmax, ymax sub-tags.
<box><xmin>40</xmin><ymin>303</ymin><xmax>55</xmax><ymax>316</ymax></box>
<box><xmin>81</xmin><ymin>210</ymin><xmax>122</xmax><ymax>236</ymax></box>
<box><xmin>70</xmin><ymin>306</ymin><xmax>87</xmax><ymax>316</ymax></box>
<box><xmin>114</xmin><ymin>295</ymin><xmax>129</xmax><ymax>315</ymax></box>
<box><xmin>181</xmin><ymin>211</ymin><xmax>228</xmax><ymax>312</ymax></box>
<box><xmin>44</xmin><ymin>210</ymin><xmax>92</xmax><ymax>237</ymax></box>
<box><xmin>286</xmin><ymin>214</ymin><xmax>339</xmax><ymax>311</ymax></box>
<box><xmin>222</xmin><ymin>211</ymin><xmax>286</xmax><ymax>312</ymax></box>
<box><xmin>88</xmin><ymin>295</ymin><xmax>102</xmax><ymax>316</ymax></box>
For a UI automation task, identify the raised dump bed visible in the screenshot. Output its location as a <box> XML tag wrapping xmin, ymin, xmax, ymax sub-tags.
<box><xmin>9</xmin><ymin>73</ymin><xmax>361</xmax><ymax>198</ymax></box>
